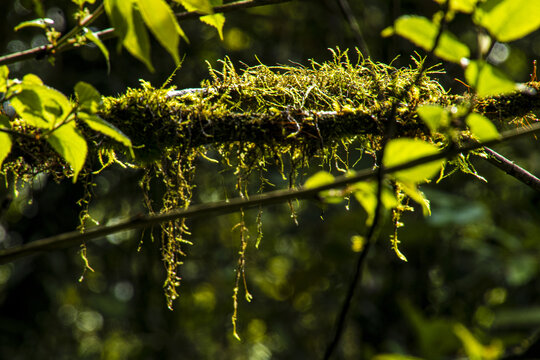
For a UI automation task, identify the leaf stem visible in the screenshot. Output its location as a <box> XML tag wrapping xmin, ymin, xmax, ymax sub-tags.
<box><xmin>54</xmin><ymin>3</ymin><xmax>105</xmax><ymax>52</ymax></box>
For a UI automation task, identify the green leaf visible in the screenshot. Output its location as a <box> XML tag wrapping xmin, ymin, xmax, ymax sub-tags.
<box><xmin>303</xmin><ymin>171</ymin><xmax>345</xmax><ymax>204</ymax></box>
<box><xmin>104</xmin><ymin>0</ymin><xmax>154</xmax><ymax>72</ymax></box>
<box><xmin>0</xmin><ymin>115</ymin><xmax>13</xmax><ymax>168</ymax></box>
<box><xmin>466</xmin><ymin>113</ymin><xmax>500</xmax><ymax>141</ymax></box>
<box><xmin>454</xmin><ymin>323</ymin><xmax>503</xmax><ymax>360</ymax></box>
<box><xmin>352</xmin><ymin>182</ymin><xmax>397</xmax><ymax>226</ymax></box>
<box><xmin>465</xmin><ymin>60</ymin><xmax>516</xmax><ymax>97</ymax></box>
<box><xmin>83</xmin><ymin>28</ymin><xmax>110</xmax><ymax>73</ymax></box>
<box><xmin>399</xmin><ymin>181</ymin><xmax>431</xmax><ymax>216</ymax></box>
<box><xmin>384</xmin><ymin>138</ymin><xmax>444</xmax><ymax>183</ymax></box>
<box><xmin>22</xmin><ymin>73</ymin><xmax>43</xmax><ymax>85</ymax></box>
<box><xmin>201</xmin><ymin>13</ymin><xmax>225</xmax><ymax>40</ymax></box>
<box><xmin>14</xmin><ymin>18</ymin><xmax>54</xmax><ymax>31</ymax></box>
<box><xmin>434</xmin><ymin>0</ymin><xmax>477</xmax><ymax>13</ymax></box>
<box><xmin>136</xmin><ymin>0</ymin><xmax>186</xmax><ymax>65</ymax></box>
<box><xmin>0</xmin><ymin>65</ymin><xmax>8</xmax><ymax>93</ymax></box>
<box><xmin>46</xmin><ymin>122</ymin><xmax>88</xmax><ymax>182</ymax></box>
<box><xmin>104</xmin><ymin>0</ymin><xmax>130</xmax><ymax>42</ymax></box>
<box><xmin>417</xmin><ymin>104</ymin><xmax>449</xmax><ymax>132</ymax></box>
<box><xmin>72</xmin><ymin>0</ymin><xmax>96</xmax><ymax>6</ymax></box>
<box><xmin>175</xmin><ymin>0</ymin><xmax>214</xmax><ymax>14</ymax></box>
<box><xmin>474</xmin><ymin>0</ymin><xmax>540</xmax><ymax>42</ymax></box>
<box><xmin>74</xmin><ymin>81</ymin><xmax>101</xmax><ymax>112</ymax></box>
<box><xmin>10</xmin><ymin>84</ymin><xmax>73</xmax><ymax>128</ymax></box>
<box><xmin>353</xmin><ymin>182</ymin><xmax>377</xmax><ymax>226</ymax></box>
<box><xmin>186</xmin><ymin>0</ymin><xmax>225</xmax><ymax>40</ymax></box>
<box><xmin>304</xmin><ymin>171</ymin><xmax>335</xmax><ymax>189</ymax></box>
<box><xmin>78</xmin><ymin>112</ymin><xmax>133</xmax><ymax>150</ymax></box>
<box><xmin>9</xmin><ymin>89</ymin><xmax>48</xmax><ymax>128</ymax></box>
<box><xmin>387</xmin><ymin>15</ymin><xmax>470</xmax><ymax>63</ymax></box>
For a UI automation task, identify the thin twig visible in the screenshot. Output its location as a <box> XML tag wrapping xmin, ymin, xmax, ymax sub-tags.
<box><xmin>323</xmin><ymin>3</ymin><xmax>450</xmax><ymax>356</ymax></box>
<box><xmin>322</xmin><ymin>233</ymin><xmax>373</xmax><ymax>359</ymax></box>
<box><xmin>483</xmin><ymin>147</ymin><xmax>540</xmax><ymax>192</ymax></box>
<box><xmin>54</xmin><ymin>3</ymin><xmax>105</xmax><ymax>51</ymax></box>
<box><xmin>336</xmin><ymin>0</ymin><xmax>370</xmax><ymax>57</ymax></box>
<box><xmin>0</xmin><ymin>0</ymin><xmax>293</xmax><ymax>66</ymax></box>
<box><xmin>322</xmin><ymin>126</ymin><xmax>387</xmax><ymax>360</ymax></box>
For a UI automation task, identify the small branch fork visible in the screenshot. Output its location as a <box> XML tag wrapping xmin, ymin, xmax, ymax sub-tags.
<box><xmin>0</xmin><ymin>0</ymin><xmax>292</xmax><ymax>66</ymax></box>
<box><xmin>0</xmin><ymin>122</ymin><xmax>539</xmax><ymax>264</ymax></box>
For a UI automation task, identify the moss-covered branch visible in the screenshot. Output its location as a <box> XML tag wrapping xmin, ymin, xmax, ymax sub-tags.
<box><xmin>2</xmin><ymin>52</ymin><xmax>540</xmax><ymax>307</ymax></box>
<box><xmin>1</xmin><ymin>121</ymin><xmax>539</xmax><ymax>265</ymax></box>
<box><xmin>99</xmin><ymin>57</ymin><xmax>540</xmax><ymax>161</ymax></box>
<box><xmin>4</xmin><ymin>53</ymin><xmax>539</xmax><ymax>179</ymax></box>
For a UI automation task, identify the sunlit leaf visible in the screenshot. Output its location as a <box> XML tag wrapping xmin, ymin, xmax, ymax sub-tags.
<box><xmin>174</xmin><ymin>0</ymin><xmax>214</xmax><ymax>14</ymax></box>
<box><xmin>352</xmin><ymin>182</ymin><xmax>397</xmax><ymax>226</ymax></box>
<box><xmin>14</xmin><ymin>18</ymin><xmax>54</xmax><ymax>31</ymax></box>
<box><xmin>83</xmin><ymin>28</ymin><xmax>110</xmax><ymax>73</ymax></box>
<box><xmin>22</xmin><ymin>73</ymin><xmax>43</xmax><ymax>85</ymax></box>
<box><xmin>136</xmin><ymin>0</ymin><xmax>186</xmax><ymax>65</ymax></box>
<box><xmin>46</xmin><ymin>121</ymin><xmax>88</xmax><ymax>182</ymax></box>
<box><xmin>465</xmin><ymin>60</ymin><xmax>516</xmax><ymax>97</ymax></box>
<box><xmin>74</xmin><ymin>81</ymin><xmax>101</xmax><ymax>112</ymax></box>
<box><xmin>384</xmin><ymin>138</ymin><xmax>444</xmax><ymax>183</ymax></box>
<box><xmin>10</xmin><ymin>89</ymin><xmax>47</xmax><ymax>128</ymax></box>
<box><xmin>104</xmin><ymin>0</ymin><xmax>131</xmax><ymax>42</ymax></box>
<box><xmin>417</xmin><ymin>104</ymin><xmax>449</xmax><ymax>132</ymax></box>
<box><xmin>454</xmin><ymin>323</ymin><xmax>503</xmax><ymax>360</ymax></box>
<box><xmin>466</xmin><ymin>113</ymin><xmax>500</xmax><ymax>141</ymax></box>
<box><xmin>201</xmin><ymin>13</ymin><xmax>225</xmax><ymax>40</ymax></box>
<box><xmin>104</xmin><ymin>0</ymin><xmax>154</xmax><ymax>72</ymax></box>
<box><xmin>304</xmin><ymin>171</ymin><xmax>334</xmax><ymax>189</ymax></box>
<box><xmin>474</xmin><ymin>0</ymin><xmax>540</xmax><ymax>42</ymax></box>
<box><xmin>200</xmin><ymin>0</ymin><xmax>225</xmax><ymax>40</ymax></box>
<box><xmin>10</xmin><ymin>84</ymin><xmax>73</xmax><ymax>128</ymax></box>
<box><xmin>353</xmin><ymin>182</ymin><xmax>377</xmax><ymax>225</ymax></box>
<box><xmin>78</xmin><ymin>112</ymin><xmax>133</xmax><ymax>150</ymax></box>
<box><xmin>0</xmin><ymin>65</ymin><xmax>8</xmax><ymax>93</ymax></box>
<box><xmin>304</xmin><ymin>171</ymin><xmax>343</xmax><ymax>203</ymax></box>
<box><xmin>385</xmin><ymin>15</ymin><xmax>470</xmax><ymax>63</ymax></box>
<box><xmin>321</xmin><ymin>190</ymin><xmax>345</xmax><ymax>204</ymax></box>
<box><xmin>434</xmin><ymin>0</ymin><xmax>477</xmax><ymax>13</ymax></box>
<box><xmin>0</xmin><ymin>115</ymin><xmax>12</xmax><ymax>168</ymax></box>
<box><xmin>73</xmin><ymin>0</ymin><xmax>97</xmax><ymax>6</ymax></box>
<box><xmin>399</xmin><ymin>181</ymin><xmax>431</xmax><ymax>216</ymax></box>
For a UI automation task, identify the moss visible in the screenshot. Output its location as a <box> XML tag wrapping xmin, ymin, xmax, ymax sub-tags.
<box><xmin>476</xmin><ymin>81</ymin><xmax>540</xmax><ymax>122</ymax></box>
<box><xmin>2</xmin><ymin>49</ymin><xmax>538</xmax><ymax>309</ymax></box>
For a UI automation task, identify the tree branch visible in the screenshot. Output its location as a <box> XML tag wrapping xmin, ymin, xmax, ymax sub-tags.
<box><xmin>1</xmin><ymin>122</ymin><xmax>539</xmax><ymax>265</ymax></box>
<box><xmin>0</xmin><ymin>0</ymin><xmax>293</xmax><ymax>66</ymax></box>
<box><xmin>483</xmin><ymin>147</ymin><xmax>540</xmax><ymax>192</ymax></box>
<box><xmin>174</xmin><ymin>0</ymin><xmax>292</xmax><ymax>19</ymax></box>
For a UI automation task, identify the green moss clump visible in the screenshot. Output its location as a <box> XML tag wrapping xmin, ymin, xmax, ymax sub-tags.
<box><xmin>3</xmin><ymin>49</ymin><xmax>537</xmax><ymax>311</ymax></box>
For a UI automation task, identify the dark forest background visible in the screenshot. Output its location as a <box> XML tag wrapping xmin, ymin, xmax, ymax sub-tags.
<box><xmin>1</xmin><ymin>0</ymin><xmax>540</xmax><ymax>358</ymax></box>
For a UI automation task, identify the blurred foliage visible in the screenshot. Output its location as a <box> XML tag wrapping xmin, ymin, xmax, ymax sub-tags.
<box><xmin>1</xmin><ymin>0</ymin><xmax>540</xmax><ymax>359</ymax></box>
